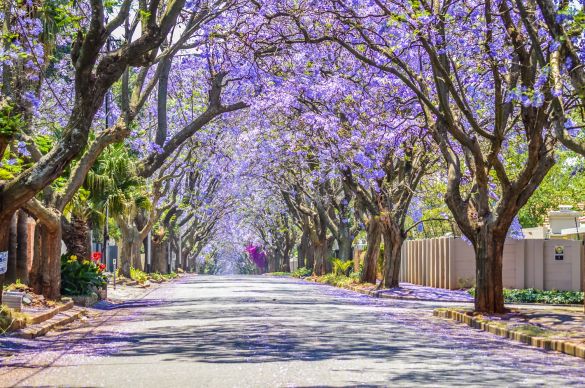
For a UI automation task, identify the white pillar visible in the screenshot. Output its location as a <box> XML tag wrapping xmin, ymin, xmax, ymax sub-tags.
<box><xmin>147</xmin><ymin>231</ymin><xmax>152</xmax><ymax>272</ymax></box>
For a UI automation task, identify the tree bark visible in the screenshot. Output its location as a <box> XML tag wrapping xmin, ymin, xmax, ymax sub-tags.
<box><xmin>119</xmin><ymin>237</ymin><xmax>142</xmax><ymax>277</ymax></box>
<box><xmin>151</xmin><ymin>237</ymin><xmax>168</xmax><ymax>274</ymax></box>
<box><xmin>30</xmin><ymin>223</ymin><xmax>62</xmax><ymax>299</ymax></box>
<box><xmin>381</xmin><ymin>223</ymin><xmax>405</xmax><ymax>289</ymax></box>
<box><xmin>181</xmin><ymin>247</ymin><xmax>188</xmax><ymax>270</ymax></box>
<box><xmin>118</xmin><ymin>222</ymin><xmax>143</xmax><ymax>277</ymax></box>
<box><xmin>298</xmin><ymin>227</ymin><xmax>310</xmax><ymax>268</ymax></box>
<box><xmin>0</xmin><ymin>211</ymin><xmax>14</xmax><ymax>304</ymax></box>
<box><xmin>305</xmin><ymin>240</ymin><xmax>314</xmax><ymax>270</ymax></box>
<box><xmin>313</xmin><ymin>239</ymin><xmax>328</xmax><ymax>276</ymax></box>
<box><xmin>474</xmin><ymin>226</ymin><xmax>506</xmax><ymax>313</ymax></box>
<box><xmin>282</xmin><ymin>243</ymin><xmax>291</xmax><ymax>272</ymax></box>
<box><xmin>6</xmin><ymin>211</ymin><xmax>18</xmax><ymax>283</ymax></box>
<box><xmin>62</xmin><ymin>215</ymin><xmax>91</xmax><ymax>261</ymax></box>
<box><xmin>16</xmin><ymin>210</ymin><xmax>30</xmax><ymax>283</ymax></box>
<box><xmin>337</xmin><ymin>231</ymin><xmax>353</xmax><ymax>262</ymax></box>
<box><xmin>361</xmin><ymin>217</ymin><xmax>381</xmax><ymax>284</ymax></box>
<box><xmin>132</xmin><ymin>242</ymin><xmax>143</xmax><ymax>271</ymax></box>
<box><xmin>267</xmin><ymin>251</ymin><xmax>276</xmax><ymax>273</ymax></box>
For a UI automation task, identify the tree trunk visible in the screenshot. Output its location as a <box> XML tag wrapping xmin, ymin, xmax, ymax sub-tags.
<box><xmin>276</xmin><ymin>249</ymin><xmax>283</xmax><ymax>272</ymax></box>
<box><xmin>62</xmin><ymin>215</ymin><xmax>91</xmax><ymax>260</ymax></box>
<box><xmin>305</xmin><ymin>240</ymin><xmax>315</xmax><ymax>270</ymax></box>
<box><xmin>119</xmin><ymin>239</ymin><xmax>132</xmax><ymax>278</ymax></box>
<box><xmin>132</xmin><ymin>243</ymin><xmax>143</xmax><ymax>272</ymax></box>
<box><xmin>119</xmin><ymin>224</ymin><xmax>142</xmax><ymax>277</ymax></box>
<box><xmin>361</xmin><ymin>217</ymin><xmax>381</xmax><ymax>284</ymax></box>
<box><xmin>0</xmin><ymin>211</ymin><xmax>15</xmax><ymax>304</ymax></box>
<box><xmin>298</xmin><ymin>227</ymin><xmax>313</xmax><ymax>268</ymax></box>
<box><xmin>326</xmin><ymin>236</ymin><xmax>337</xmax><ymax>273</ymax></box>
<box><xmin>16</xmin><ymin>210</ymin><xmax>30</xmax><ymax>284</ymax></box>
<box><xmin>474</xmin><ymin>226</ymin><xmax>506</xmax><ymax>313</ymax></box>
<box><xmin>298</xmin><ymin>227</ymin><xmax>309</xmax><ymax>268</ymax></box>
<box><xmin>120</xmin><ymin>238</ymin><xmax>142</xmax><ymax>277</ymax></box>
<box><xmin>30</xmin><ymin>223</ymin><xmax>62</xmax><ymax>299</ymax></box>
<box><xmin>313</xmin><ymin>240</ymin><xmax>327</xmax><ymax>276</ymax></box>
<box><xmin>282</xmin><ymin>244</ymin><xmax>291</xmax><ymax>272</ymax></box>
<box><xmin>181</xmin><ymin>248</ymin><xmax>187</xmax><ymax>270</ymax></box>
<box><xmin>267</xmin><ymin>251</ymin><xmax>276</xmax><ymax>273</ymax></box>
<box><xmin>152</xmin><ymin>238</ymin><xmax>168</xmax><ymax>274</ymax></box>
<box><xmin>381</xmin><ymin>223</ymin><xmax>405</xmax><ymax>289</ymax></box>
<box><xmin>337</xmin><ymin>232</ymin><xmax>353</xmax><ymax>262</ymax></box>
<box><xmin>336</xmin><ymin>216</ymin><xmax>354</xmax><ymax>261</ymax></box>
<box><xmin>5</xmin><ymin>211</ymin><xmax>17</xmax><ymax>283</ymax></box>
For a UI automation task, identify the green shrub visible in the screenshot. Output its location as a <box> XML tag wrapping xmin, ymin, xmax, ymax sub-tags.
<box><xmin>468</xmin><ymin>288</ymin><xmax>584</xmax><ymax>305</ymax></box>
<box><xmin>162</xmin><ymin>272</ymin><xmax>178</xmax><ymax>280</ymax></box>
<box><xmin>318</xmin><ymin>274</ymin><xmax>357</xmax><ymax>288</ymax></box>
<box><xmin>292</xmin><ymin>267</ymin><xmax>312</xmax><ymax>278</ymax></box>
<box><xmin>130</xmin><ymin>267</ymin><xmax>148</xmax><ymax>284</ymax></box>
<box><xmin>61</xmin><ymin>254</ymin><xmax>107</xmax><ymax>296</ymax></box>
<box><xmin>331</xmin><ymin>258</ymin><xmax>353</xmax><ymax>276</ymax></box>
<box><xmin>149</xmin><ymin>272</ymin><xmax>164</xmax><ymax>282</ymax></box>
<box><xmin>266</xmin><ymin>271</ymin><xmax>291</xmax><ymax>276</ymax></box>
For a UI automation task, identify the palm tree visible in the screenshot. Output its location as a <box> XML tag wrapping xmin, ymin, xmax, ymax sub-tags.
<box><xmin>62</xmin><ymin>144</ymin><xmax>150</xmax><ymax>268</ymax></box>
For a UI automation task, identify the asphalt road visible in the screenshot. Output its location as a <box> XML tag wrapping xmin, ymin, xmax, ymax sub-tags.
<box><xmin>1</xmin><ymin>275</ymin><xmax>585</xmax><ymax>387</ymax></box>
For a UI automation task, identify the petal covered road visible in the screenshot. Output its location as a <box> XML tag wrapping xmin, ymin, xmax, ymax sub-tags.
<box><xmin>1</xmin><ymin>275</ymin><xmax>584</xmax><ymax>387</ymax></box>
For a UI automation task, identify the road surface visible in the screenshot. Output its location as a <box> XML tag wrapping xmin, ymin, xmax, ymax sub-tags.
<box><xmin>1</xmin><ymin>275</ymin><xmax>584</xmax><ymax>387</ymax></box>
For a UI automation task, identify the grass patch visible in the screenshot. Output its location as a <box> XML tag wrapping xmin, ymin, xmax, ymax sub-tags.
<box><xmin>511</xmin><ymin>324</ymin><xmax>550</xmax><ymax>337</ymax></box>
<box><xmin>265</xmin><ymin>272</ymin><xmax>291</xmax><ymax>276</ymax></box>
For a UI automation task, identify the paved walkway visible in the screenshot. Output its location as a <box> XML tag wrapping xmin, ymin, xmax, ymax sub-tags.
<box><xmin>1</xmin><ymin>275</ymin><xmax>584</xmax><ymax>387</ymax></box>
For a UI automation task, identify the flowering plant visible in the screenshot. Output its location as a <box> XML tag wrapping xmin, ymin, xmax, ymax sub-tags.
<box><xmin>245</xmin><ymin>245</ymin><xmax>266</xmax><ymax>269</ymax></box>
<box><xmin>61</xmin><ymin>254</ymin><xmax>107</xmax><ymax>296</ymax></box>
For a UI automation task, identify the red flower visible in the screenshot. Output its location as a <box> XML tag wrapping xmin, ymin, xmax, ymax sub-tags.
<box><xmin>92</xmin><ymin>252</ymin><xmax>102</xmax><ymax>261</ymax></box>
<box><xmin>98</xmin><ymin>263</ymin><xmax>106</xmax><ymax>272</ymax></box>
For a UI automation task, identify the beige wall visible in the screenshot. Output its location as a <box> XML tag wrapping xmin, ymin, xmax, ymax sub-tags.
<box><xmin>398</xmin><ymin>237</ymin><xmax>583</xmax><ymax>291</ymax></box>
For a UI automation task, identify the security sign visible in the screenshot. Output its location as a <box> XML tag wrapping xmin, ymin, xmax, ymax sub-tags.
<box><xmin>0</xmin><ymin>251</ymin><xmax>7</xmax><ymax>274</ymax></box>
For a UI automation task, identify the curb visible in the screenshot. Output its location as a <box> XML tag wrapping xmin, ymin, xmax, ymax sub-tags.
<box><xmin>15</xmin><ymin>307</ymin><xmax>85</xmax><ymax>339</ymax></box>
<box><xmin>26</xmin><ymin>300</ymin><xmax>75</xmax><ymax>325</ymax></box>
<box><xmin>433</xmin><ymin>309</ymin><xmax>585</xmax><ymax>359</ymax></box>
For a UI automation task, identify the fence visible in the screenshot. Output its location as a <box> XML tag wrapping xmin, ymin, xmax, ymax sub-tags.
<box><xmin>399</xmin><ymin>237</ymin><xmax>584</xmax><ymax>291</ymax></box>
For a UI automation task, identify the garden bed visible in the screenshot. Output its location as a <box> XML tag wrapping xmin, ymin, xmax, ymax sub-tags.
<box><xmin>124</xmin><ymin>267</ymin><xmax>180</xmax><ymax>285</ymax></box>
